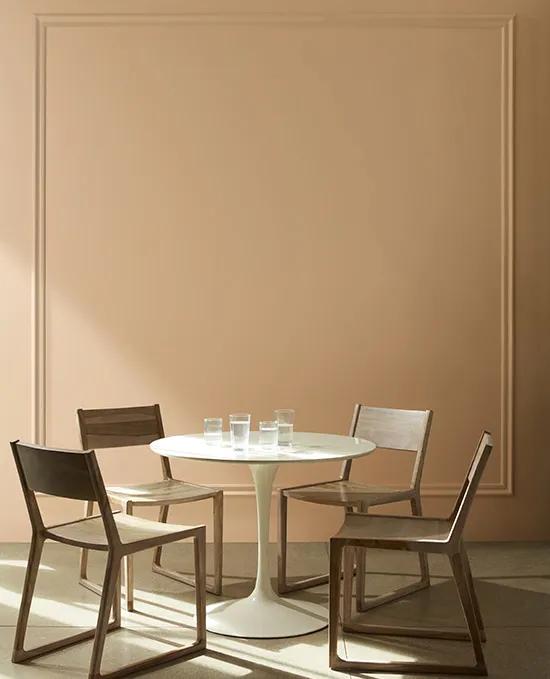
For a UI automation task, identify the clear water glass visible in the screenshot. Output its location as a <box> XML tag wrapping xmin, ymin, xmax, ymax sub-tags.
<box><xmin>204</xmin><ymin>417</ymin><xmax>223</xmax><ymax>445</ymax></box>
<box><xmin>275</xmin><ymin>409</ymin><xmax>295</xmax><ymax>446</ymax></box>
<box><xmin>259</xmin><ymin>420</ymin><xmax>278</xmax><ymax>449</ymax></box>
<box><xmin>229</xmin><ymin>413</ymin><xmax>251</xmax><ymax>450</ymax></box>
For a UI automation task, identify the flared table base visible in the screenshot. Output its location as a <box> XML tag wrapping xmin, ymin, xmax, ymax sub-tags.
<box><xmin>206</xmin><ymin>591</ymin><xmax>327</xmax><ymax>638</ymax></box>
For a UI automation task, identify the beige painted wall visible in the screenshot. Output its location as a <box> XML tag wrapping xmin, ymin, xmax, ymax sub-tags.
<box><xmin>1</xmin><ymin>0</ymin><xmax>549</xmax><ymax>543</ymax></box>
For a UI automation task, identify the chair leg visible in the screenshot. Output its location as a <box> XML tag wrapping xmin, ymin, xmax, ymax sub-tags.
<box><xmin>277</xmin><ymin>492</ymin><xmax>330</xmax><ymax>593</ymax></box>
<box><xmin>354</xmin><ymin>503</ymin><xmax>367</xmax><ymax>610</ymax></box>
<box><xmin>194</xmin><ymin>529</ymin><xmax>207</xmax><ymax>647</ymax></box>
<box><xmin>460</xmin><ymin>544</ymin><xmax>486</xmax><ymax>641</ymax></box>
<box><xmin>355</xmin><ymin>504</ymin><xmax>367</xmax><ymax>608</ymax></box>
<box><xmin>356</xmin><ymin>497</ymin><xmax>430</xmax><ymax>612</ymax></box>
<box><xmin>79</xmin><ymin>501</ymin><xmax>102</xmax><ymax>596</ymax></box>
<box><xmin>152</xmin><ymin>499</ymin><xmax>223</xmax><ymax>595</ymax></box>
<box><xmin>342</xmin><ymin>545</ymin><xmax>354</xmax><ymax>624</ymax></box>
<box><xmin>122</xmin><ymin>502</ymin><xmax>134</xmax><ymax>612</ymax></box>
<box><xmin>277</xmin><ymin>491</ymin><xmax>289</xmax><ymax>593</ymax></box>
<box><xmin>212</xmin><ymin>491</ymin><xmax>223</xmax><ymax>595</ymax></box>
<box><xmin>112</xmin><ymin>570</ymin><xmax>122</xmax><ymax>630</ymax></box>
<box><xmin>450</xmin><ymin>551</ymin><xmax>487</xmax><ymax>673</ymax></box>
<box><xmin>411</xmin><ymin>495</ymin><xmax>431</xmax><ymax>586</ymax></box>
<box><xmin>89</xmin><ymin>555</ymin><xmax>121</xmax><ymax>678</ymax></box>
<box><xmin>328</xmin><ymin>540</ymin><xmax>344</xmax><ymax>668</ymax></box>
<box><xmin>79</xmin><ymin>499</ymin><xmax>142</xmax><ymax>608</ymax></box>
<box><xmin>152</xmin><ymin>504</ymin><xmax>169</xmax><ymax>569</ymax></box>
<box><xmin>12</xmin><ymin>534</ymin><xmax>44</xmax><ymax>662</ymax></box>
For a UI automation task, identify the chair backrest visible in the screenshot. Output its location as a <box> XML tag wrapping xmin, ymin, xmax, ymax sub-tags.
<box><xmin>11</xmin><ymin>440</ymin><xmax>117</xmax><ymax>540</ymax></box>
<box><xmin>449</xmin><ymin>431</ymin><xmax>493</xmax><ymax>541</ymax></box>
<box><xmin>77</xmin><ymin>404</ymin><xmax>171</xmax><ymax>479</ymax></box>
<box><xmin>78</xmin><ymin>404</ymin><xmax>164</xmax><ymax>449</ymax></box>
<box><xmin>342</xmin><ymin>404</ymin><xmax>433</xmax><ymax>487</ymax></box>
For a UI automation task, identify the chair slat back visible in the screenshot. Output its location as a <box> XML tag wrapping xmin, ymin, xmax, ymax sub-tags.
<box><xmin>12</xmin><ymin>442</ymin><xmax>99</xmax><ymax>501</ymax></box>
<box><xmin>449</xmin><ymin>431</ymin><xmax>493</xmax><ymax>540</ymax></box>
<box><xmin>11</xmin><ymin>440</ymin><xmax>119</xmax><ymax>542</ymax></box>
<box><xmin>354</xmin><ymin>406</ymin><xmax>431</xmax><ymax>450</ymax></box>
<box><xmin>77</xmin><ymin>404</ymin><xmax>171</xmax><ymax>480</ymax></box>
<box><xmin>78</xmin><ymin>404</ymin><xmax>164</xmax><ymax>449</ymax></box>
<box><xmin>342</xmin><ymin>405</ymin><xmax>432</xmax><ymax>484</ymax></box>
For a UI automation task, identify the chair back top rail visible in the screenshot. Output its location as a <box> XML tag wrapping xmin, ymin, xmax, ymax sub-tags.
<box><xmin>11</xmin><ymin>440</ymin><xmax>118</xmax><ymax>542</ymax></box>
<box><xmin>342</xmin><ymin>404</ymin><xmax>433</xmax><ymax>484</ymax></box>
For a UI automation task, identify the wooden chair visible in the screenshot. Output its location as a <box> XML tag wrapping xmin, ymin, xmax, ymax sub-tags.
<box><xmin>329</xmin><ymin>431</ymin><xmax>493</xmax><ymax>676</ymax></box>
<box><xmin>10</xmin><ymin>440</ymin><xmax>206</xmax><ymax>679</ymax></box>
<box><xmin>77</xmin><ymin>405</ymin><xmax>223</xmax><ymax>610</ymax></box>
<box><xmin>278</xmin><ymin>404</ymin><xmax>433</xmax><ymax>611</ymax></box>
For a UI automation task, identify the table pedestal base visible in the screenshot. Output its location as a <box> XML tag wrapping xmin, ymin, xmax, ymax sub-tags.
<box><xmin>206</xmin><ymin>593</ymin><xmax>327</xmax><ymax>639</ymax></box>
<box><xmin>206</xmin><ymin>462</ymin><xmax>327</xmax><ymax>638</ymax></box>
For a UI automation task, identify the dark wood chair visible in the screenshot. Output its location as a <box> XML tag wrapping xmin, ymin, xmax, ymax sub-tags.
<box><xmin>278</xmin><ymin>404</ymin><xmax>433</xmax><ymax>611</ymax></box>
<box><xmin>329</xmin><ymin>432</ymin><xmax>493</xmax><ymax>676</ymax></box>
<box><xmin>77</xmin><ymin>404</ymin><xmax>223</xmax><ymax>610</ymax></box>
<box><xmin>11</xmin><ymin>440</ymin><xmax>206</xmax><ymax>679</ymax></box>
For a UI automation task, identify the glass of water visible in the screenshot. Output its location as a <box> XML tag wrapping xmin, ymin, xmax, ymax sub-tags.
<box><xmin>204</xmin><ymin>417</ymin><xmax>223</xmax><ymax>446</ymax></box>
<box><xmin>259</xmin><ymin>420</ymin><xmax>278</xmax><ymax>449</ymax></box>
<box><xmin>274</xmin><ymin>409</ymin><xmax>295</xmax><ymax>446</ymax></box>
<box><xmin>229</xmin><ymin>413</ymin><xmax>251</xmax><ymax>450</ymax></box>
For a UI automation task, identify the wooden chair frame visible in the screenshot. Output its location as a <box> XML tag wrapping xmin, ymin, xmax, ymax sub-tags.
<box><xmin>11</xmin><ymin>440</ymin><xmax>206</xmax><ymax>679</ymax></box>
<box><xmin>278</xmin><ymin>404</ymin><xmax>432</xmax><ymax>612</ymax></box>
<box><xmin>77</xmin><ymin>404</ymin><xmax>223</xmax><ymax>609</ymax></box>
<box><xmin>329</xmin><ymin>432</ymin><xmax>493</xmax><ymax>676</ymax></box>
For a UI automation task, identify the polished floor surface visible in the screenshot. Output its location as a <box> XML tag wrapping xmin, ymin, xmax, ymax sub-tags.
<box><xmin>0</xmin><ymin>541</ymin><xmax>548</xmax><ymax>678</ymax></box>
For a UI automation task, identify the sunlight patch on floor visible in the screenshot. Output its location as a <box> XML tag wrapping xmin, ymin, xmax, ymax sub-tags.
<box><xmin>0</xmin><ymin>586</ymin><xmax>93</xmax><ymax>627</ymax></box>
<box><xmin>192</xmin><ymin>655</ymin><xmax>253</xmax><ymax>676</ymax></box>
<box><xmin>0</xmin><ymin>560</ymin><xmax>54</xmax><ymax>571</ymax></box>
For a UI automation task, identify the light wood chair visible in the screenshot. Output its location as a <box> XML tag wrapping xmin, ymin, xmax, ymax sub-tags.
<box><xmin>78</xmin><ymin>404</ymin><xmax>223</xmax><ymax>610</ymax></box>
<box><xmin>329</xmin><ymin>431</ymin><xmax>493</xmax><ymax>676</ymax></box>
<box><xmin>278</xmin><ymin>404</ymin><xmax>433</xmax><ymax>611</ymax></box>
<box><xmin>10</xmin><ymin>440</ymin><xmax>206</xmax><ymax>679</ymax></box>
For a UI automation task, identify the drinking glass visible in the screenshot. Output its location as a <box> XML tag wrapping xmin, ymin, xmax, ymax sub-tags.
<box><xmin>229</xmin><ymin>413</ymin><xmax>251</xmax><ymax>450</ymax></box>
<box><xmin>204</xmin><ymin>417</ymin><xmax>223</xmax><ymax>446</ymax></box>
<box><xmin>259</xmin><ymin>420</ymin><xmax>278</xmax><ymax>449</ymax></box>
<box><xmin>274</xmin><ymin>409</ymin><xmax>295</xmax><ymax>446</ymax></box>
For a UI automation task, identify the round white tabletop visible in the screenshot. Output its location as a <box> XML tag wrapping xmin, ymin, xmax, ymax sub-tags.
<box><xmin>150</xmin><ymin>432</ymin><xmax>376</xmax><ymax>639</ymax></box>
<box><xmin>150</xmin><ymin>431</ymin><xmax>375</xmax><ymax>465</ymax></box>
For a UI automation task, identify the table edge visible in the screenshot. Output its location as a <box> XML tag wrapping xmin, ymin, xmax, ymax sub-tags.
<box><xmin>149</xmin><ymin>432</ymin><xmax>376</xmax><ymax>464</ymax></box>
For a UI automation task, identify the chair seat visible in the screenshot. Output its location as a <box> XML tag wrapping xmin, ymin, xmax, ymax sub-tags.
<box><xmin>334</xmin><ymin>513</ymin><xmax>452</xmax><ymax>546</ymax></box>
<box><xmin>47</xmin><ymin>513</ymin><xmax>200</xmax><ymax>550</ymax></box>
<box><xmin>106</xmin><ymin>478</ymin><xmax>218</xmax><ymax>505</ymax></box>
<box><xmin>283</xmin><ymin>480</ymin><xmax>415</xmax><ymax>507</ymax></box>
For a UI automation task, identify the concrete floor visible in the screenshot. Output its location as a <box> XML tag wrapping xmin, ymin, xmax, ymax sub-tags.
<box><xmin>0</xmin><ymin>541</ymin><xmax>549</xmax><ymax>678</ymax></box>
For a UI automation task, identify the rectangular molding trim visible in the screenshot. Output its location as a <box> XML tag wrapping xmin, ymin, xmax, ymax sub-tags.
<box><xmin>32</xmin><ymin>12</ymin><xmax>514</xmax><ymax>498</ymax></box>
